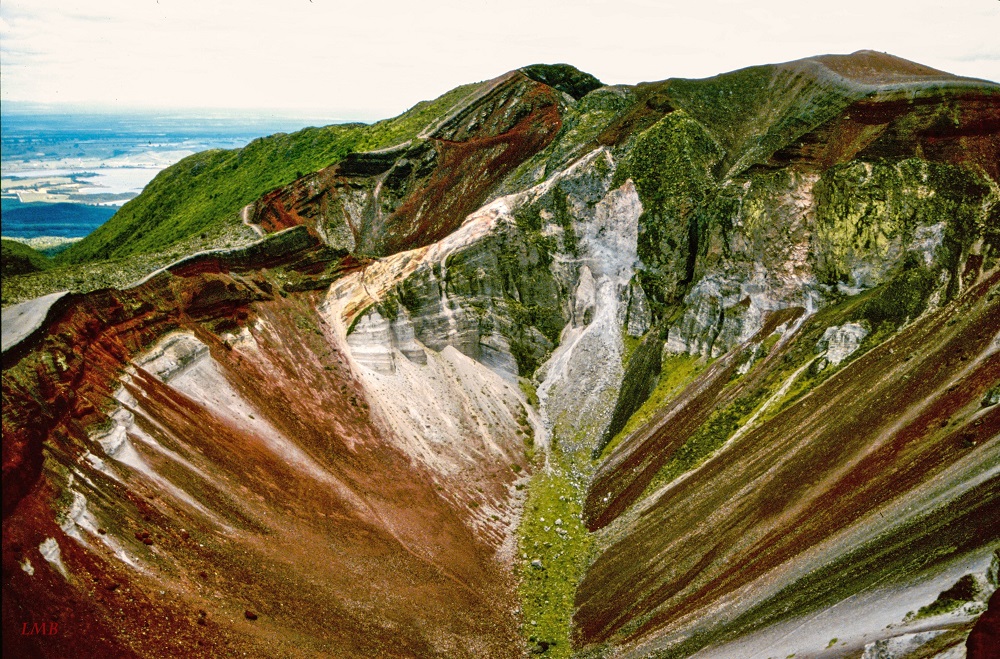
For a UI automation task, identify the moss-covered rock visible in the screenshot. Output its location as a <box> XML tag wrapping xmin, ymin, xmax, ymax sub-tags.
<box><xmin>666</xmin><ymin>61</ymin><xmax>855</xmax><ymax>177</ymax></box>
<box><xmin>520</xmin><ymin>63</ymin><xmax>603</xmax><ymax>101</ymax></box>
<box><xmin>596</xmin><ymin>329</ymin><xmax>664</xmax><ymax>457</ymax></box>
<box><xmin>617</xmin><ymin>111</ymin><xmax>724</xmax><ymax>318</ymax></box>
<box><xmin>814</xmin><ymin>158</ymin><xmax>995</xmax><ymax>291</ymax></box>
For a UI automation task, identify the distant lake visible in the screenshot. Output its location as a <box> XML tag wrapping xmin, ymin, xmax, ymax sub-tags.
<box><xmin>1</xmin><ymin>108</ymin><xmax>351</xmax><ymax>241</ymax></box>
<box><xmin>1</xmin><ymin>198</ymin><xmax>116</xmax><ymax>239</ymax></box>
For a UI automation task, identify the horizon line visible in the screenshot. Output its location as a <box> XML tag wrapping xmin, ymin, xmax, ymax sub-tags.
<box><xmin>0</xmin><ymin>100</ymin><xmax>385</xmax><ymax>123</ymax></box>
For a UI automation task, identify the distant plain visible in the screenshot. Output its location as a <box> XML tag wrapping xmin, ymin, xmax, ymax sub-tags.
<box><xmin>0</xmin><ymin>109</ymin><xmax>346</xmax><ymax>242</ymax></box>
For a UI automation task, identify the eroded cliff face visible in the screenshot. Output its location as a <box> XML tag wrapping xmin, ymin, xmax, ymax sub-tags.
<box><xmin>2</xmin><ymin>231</ymin><xmax>527</xmax><ymax>658</ymax></box>
<box><xmin>323</xmin><ymin>147</ymin><xmax>641</xmax><ymax>448</ymax></box>
<box><xmin>244</xmin><ymin>71</ymin><xmax>566</xmax><ymax>258</ymax></box>
<box><xmin>3</xmin><ymin>52</ymin><xmax>999</xmax><ymax>659</ymax></box>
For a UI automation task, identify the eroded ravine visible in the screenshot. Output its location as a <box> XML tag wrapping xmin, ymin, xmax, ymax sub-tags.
<box><xmin>3</xmin><ymin>233</ymin><xmax>526</xmax><ymax>658</ymax></box>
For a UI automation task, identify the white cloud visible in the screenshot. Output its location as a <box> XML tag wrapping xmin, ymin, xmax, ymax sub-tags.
<box><xmin>1</xmin><ymin>0</ymin><xmax>997</xmax><ymax>119</ymax></box>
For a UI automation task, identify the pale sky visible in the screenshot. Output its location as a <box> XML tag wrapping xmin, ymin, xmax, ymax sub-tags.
<box><xmin>1</xmin><ymin>0</ymin><xmax>998</xmax><ymax>121</ymax></box>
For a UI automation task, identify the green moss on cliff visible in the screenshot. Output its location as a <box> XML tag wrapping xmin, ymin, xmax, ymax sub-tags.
<box><xmin>667</xmin><ymin>62</ymin><xmax>855</xmax><ymax>176</ymax></box>
<box><xmin>814</xmin><ymin>159</ymin><xmax>994</xmax><ymax>288</ymax></box>
<box><xmin>497</xmin><ymin>208</ymin><xmax>568</xmax><ymax>376</ymax></box>
<box><xmin>596</xmin><ymin>330</ymin><xmax>664</xmax><ymax>457</ymax></box>
<box><xmin>641</xmin><ymin>386</ymin><xmax>771</xmax><ymax>497</ymax></box>
<box><xmin>520</xmin><ymin>64</ymin><xmax>603</xmax><ymax>101</ymax></box>
<box><xmin>599</xmin><ymin>354</ymin><xmax>705</xmax><ymax>459</ymax></box>
<box><xmin>421</xmin><ymin>219</ymin><xmax>566</xmax><ymax>379</ymax></box>
<box><xmin>856</xmin><ymin>266</ymin><xmax>937</xmax><ymax>327</ymax></box>
<box><xmin>551</xmin><ymin>185</ymin><xmax>580</xmax><ymax>257</ymax></box>
<box><xmin>616</xmin><ymin>112</ymin><xmax>723</xmax><ymax>317</ymax></box>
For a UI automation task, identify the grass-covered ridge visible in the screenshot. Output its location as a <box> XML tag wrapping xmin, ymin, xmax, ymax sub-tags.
<box><xmin>56</xmin><ymin>124</ymin><xmax>364</xmax><ymax>264</ymax></box>
<box><xmin>666</xmin><ymin>61</ymin><xmax>857</xmax><ymax>177</ymax></box>
<box><xmin>520</xmin><ymin>64</ymin><xmax>603</xmax><ymax>101</ymax></box>
<box><xmin>2</xmin><ymin>238</ymin><xmax>51</xmax><ymax>276</ymax></box>
<box><xmin>56</xmin><ymin>82</ymin><xmax>484</xmax><ymax>266</ymax></box>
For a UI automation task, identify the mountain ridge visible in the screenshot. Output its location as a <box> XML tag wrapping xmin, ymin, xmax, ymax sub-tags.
<box><xmin>3</xmin><ymin>51</ymin><xmax>998</xmax><ymax>659</ymax></box>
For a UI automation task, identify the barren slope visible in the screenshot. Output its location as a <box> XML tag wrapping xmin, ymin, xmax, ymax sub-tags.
<box><xmin>3</xmin><ymin>230</ymin><xmax>527</xmax><ymax>658</ymax></box>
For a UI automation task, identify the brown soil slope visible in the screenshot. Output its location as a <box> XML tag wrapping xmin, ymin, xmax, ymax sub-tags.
<box><xmin>575</xmin><ymin>271</ymin><xmax>1000</xmax><ymax>655</ymax></box>
<box><xmin>2</xmin><ymin>229</ymin><xmax>524</xmax><ymax>658</ymax></box>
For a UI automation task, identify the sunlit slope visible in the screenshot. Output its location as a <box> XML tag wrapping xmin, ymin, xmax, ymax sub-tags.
<box><xmin>56</xmin><ymin>82</ymin><xmax>483</xmax><ymax>264</ymax></box>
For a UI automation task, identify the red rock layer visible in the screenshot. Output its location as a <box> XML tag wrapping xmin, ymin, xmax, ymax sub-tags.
<box><xmin>248</xmin><ymin>72</ymin><xmax>564</xmax><ymax>257</ymax></box>
<box><xmin>2</xmin><ymin>235</ymin><xmax>521</xmax><ymax>658</ymax></box>
<box><xmin>966</xmin><ymin>588</ymin><xmax>1000</xmax><ymax>659</ymax></box>
<box><xmin>574</xmin><ymin>272</ymin><xmax>1000</xmax><ymax>648</ymax></box>
<box><xmin>770</xmin><ymin>92</ymin><xmax>1000</xmax><ymax>180</ymax></box>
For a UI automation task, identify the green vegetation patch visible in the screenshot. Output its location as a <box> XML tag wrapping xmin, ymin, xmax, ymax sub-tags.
<box><xmin>599</xmin><ymin>354</ymin><xmax>705</xmax><ymax>459</ymax></box>
<box><xmin>519</xmin><ymin>378</ymin><xmax>540</xmax><ymax>408</ymax></box>
<box><xmin>615</xmin><ymin>112</ymin><xmax>724</xmax><ymax>317</ymax></box>
<box><xmin>640</xmin><ymin>386</ymin><xmax>770</xmax><ymax>498</ymax></box>
<box><xmin>909</xmin><ymin>597</ymin><xmax>965</xmax><ymax>620</ymax></box>
<box><xmin>493</xmin><ymin>219</ymin><xmax>566</xmax><ymax>377</ymax></box>
<box><xmin>517</xmin><ymin>452</ymin><xmax>595</xmax><ymax>658</ymax></box>
<box><xmin>907</xmin><ymin>574</ymin><xmax>983</xmax><ymax>621</ymax></box>
<box><xmin>550</xmin><ymin>184</ymin><xmax>580</xmax><ymax>257</ymax></box>
<box><xmin>56</xmin><ymin>81</ymin><xmax>483</xmax><ymax>267</ymax></box>
<box><xmin>596</xmin><ymin>330</ymin><xmax>664</xmax><ymax>457</ymax></box>
<box><xmin>2</xmin><ymin>238</ymin><xmax>51</xmax><ymax>276</ymax></box>
<box><xmin>814</xmin><ymin>158</ymin><xmax>994</xmax><ymax>289</ymax></box>
<box><xmin>856</xmin><ymin>265</ymin><xmax>937</xmax><ymax>327</ymax></box>
<box><xmin>520</xmin><ymin>64</ymin><xmax>603</xmax><ymax>101</ymax></box>
<box><xmin>58</xmin><ymin>125</ymin><xmax>364</xmax><ymax>264</ymax></box>
<box><xmin>353</xmin><ymin>82</ymin><xmax>481</xmax><ymax>150</ymax></box>
<box><xmin>667</xmin><ymin>63</ymin><xmax>855</xmax><ymax>176</ymax></box>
